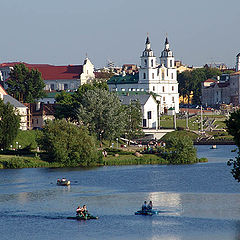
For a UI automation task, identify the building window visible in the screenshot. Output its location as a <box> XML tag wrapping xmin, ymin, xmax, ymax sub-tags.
<box><xmin>50</xmin><ymin>84</ymin><xmax>54</xmax><ymax>90</ymax></box>
<box><xmin>147</xmin><ymin>111</ymin><xmax>152</xmax><ymax>119</ymax></box>
<box><xmin>172</xmin><ymin>86</ymin><xmax>174</xmax><ymax>91</ymax></box>
<box><xmin>163</xmin><ymin>97</ymin><xmax>165</xmax><ymax>102</ymax></box>
<box><xmin>64</xmin><ymin>84</ymin><xmax>68</xmax><ymax>90</ymax></box>
<box><xmin>170</xmin><ymin>60</ymin><xmax>173</xmax><ymax>68</ymax></box>
<box><xmin>171</xmin><ymin>73</ymin><xmax>174</xmax><ymax>79</ymax></box>
<box><xmin>153</xmin><ymin>86</ymin><xmax>155</xmax><ymax>91</ymax></box>
<box><xmin>143</xmin><ymin>73</ymin><xmax>146</xmax><ymax>79</ymax></box>
<box><xmin>162</xmin><ymin>71</ymin><xmax>164</xmax><ymax>79</ymax></box>
<box><xmin>152</xmin><ymin>73</ymin><xmax>154</xmax><ymax>79</ymax></box>
<box><xmin>151</xmin><ymin>59</ymin><xmax>153</xmax><ymax>67</ymax></box>
<box><xmin>172</xmin><ymin>97</ymin><xmax>174</xmax><ymax>102</ymax></box>
<box><xmin>163</xmin><ymin>86</ymin><xmax>165</xmax><ymax>92</ymax></box>
<box><xmin>143</xmin><ymin>119</ymin><xmax>147</xmax><ymax>127</ymax></box>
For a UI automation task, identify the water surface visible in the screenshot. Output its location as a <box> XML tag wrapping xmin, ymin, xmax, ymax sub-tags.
<box><xmin>0</xmin><ymin>145</ymin><xmax>239</xmax><ymax>240</ymax></box>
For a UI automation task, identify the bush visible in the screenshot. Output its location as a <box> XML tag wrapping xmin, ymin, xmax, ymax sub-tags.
<box><xmin>159</xmin><ymin>135</ymin><xmax>198</xmax><ymax>164</ymax></box>
<box><xmin>37</xmin><ymin>119</ymin><xmax>101</xmax><ymax>167</ymax></box>
<box><xmin>2</xmin><ymin>156</ymin><xmax>50</xmax><ymax>168</ymax></box>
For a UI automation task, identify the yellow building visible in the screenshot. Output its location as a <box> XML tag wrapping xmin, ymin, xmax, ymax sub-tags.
<box><xmin>179</xmin><ymin>91</ymin><xmax>193</xmax><ymax>104</ymax></box>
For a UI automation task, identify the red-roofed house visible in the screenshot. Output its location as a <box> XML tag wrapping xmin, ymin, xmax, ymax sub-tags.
<box><xmin>0</xmin><ymin>57</ymin><xmax>95</xmax><ymax>91</ymax></box>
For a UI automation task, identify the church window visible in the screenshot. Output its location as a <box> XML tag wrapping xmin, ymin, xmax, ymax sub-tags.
<box><xmin>162</xmin><ymin>71</ymin><xmax>164</xmax><ymax>80</ymax></box>
<box><xmin>143</xmin><ymin>73</ymin><xmax>146</xmax><ymax>79</ymax></box>
<box><xmin>151</xmin><ymin>59</ymin><xmax>153</xmax><ymax>67</ymax></box>
<box><xmin>163</xmin><ymin>86</ymin><xmax>165</xmax><ymax>92</ymax></box>
<box><xmin>172</xmin><ymin>86</ymin><xmax>174</xmax><ymax>91</ymax></box>
<box><xmin>170</xmin><ymin>60</ymin><xmax>172</xmax><ymax>67</ymax></box>
<box><xmin>171</xmin><ymin>73</ymin><xmax>174</xmax><ymax>79</ymax></box>
<box><xmin>153</xmin><ymin>86</ymin><xmax>155</xmax><ymax>91</ymax></box>
<box><xmin>163</xmin><ymin>97</ymin><xmax>165</xmax><ymax>102</ymax></box>
<box><xmin>172</xmin><ymin>97</ymin><xmax>175</xmax><ymax>102</ymax></box>
<box><xmin>152</xmin><ymin>73</ymin><xmax>154</xmax><ymax>79</ymax></box>
<box><xmin>144</xmin><ymin>59</ymin><xmax>147</xmax><ymax>67</ymax></box>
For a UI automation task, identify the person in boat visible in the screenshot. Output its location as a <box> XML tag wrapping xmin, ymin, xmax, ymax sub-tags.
<box><xmin>142</xmin><ymin>201</ymin><xmax>147</xmax><ymax>211</ymax></box>
<box><xmin>147</xmin><ymin>201</ymin><xmax>153</xmax><ymax>210</ymax></box>
<box><xmin>76</xmin><ymin>206</ymin><xmax>82</xmax><ymax>214</ymax></box>
<box><xmin>82</xmin><ymin>205</ymin><xmax>88</xmax><ymax>217</ymax></box>
<box><xmin>57</xmin><ymin>178</ymin><xmax>60</xmax><ymax>184</ymax></box>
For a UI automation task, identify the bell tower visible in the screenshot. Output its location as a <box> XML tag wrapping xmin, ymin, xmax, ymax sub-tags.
<box><xmin>139</xmin><ymin>34</ymin><xmax>157</xmax><ymax>87</ymax></box>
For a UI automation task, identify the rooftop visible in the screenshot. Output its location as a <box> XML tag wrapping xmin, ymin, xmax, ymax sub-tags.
<box><xmin>108</xmin><ymin>73</ymin><xmax>139</xmax><ymax>84</ymax></box>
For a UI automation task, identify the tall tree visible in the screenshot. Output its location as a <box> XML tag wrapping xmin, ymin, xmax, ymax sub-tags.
<box><xmin>37</xmin><ymin>119</ymin><xmax>101</xmax><ymax>166</ymax></box>
<box><xmin>226</xmin><ymin>110</ymin><xmax>240</xmax><ymax>182</ymax></box>
<box><xmin>7</xmin><ymin>63</ymin><xmax>45</xmax><ymax>103</ymax></box>
<box><xmin>0</xmin><ymin>100</ymin><xmax>20</xmax><ymax>150</ymax></box>
<box><xmin>124</xmin><ymin>100</ymin><xmax>143</xmax><ymax>141</ymax></box>
<box><xmin>54</xmin><ymin>82</ymin><xmax>109</xmax><ymax>121</ymax></box>
<box><xmin>77</xmin><ymin>89</ymin><xmax>126</xmax><ymax>142</ymax></box>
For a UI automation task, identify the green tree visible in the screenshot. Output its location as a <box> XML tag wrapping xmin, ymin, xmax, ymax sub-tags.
<box><xmin>159</xmin><ymin>136</ymin><xmax>197</xmax><ymax>164</ymax></box>
<box><xmin>54</xmin><ymin>82</ymin><xmax>109</xmax><ymax>121</ymax></box>
<box><xmin>54</xmin><ymin>91</ymin><xmax>76</xmax><ymax>121</ymax></box>
<box><xmin>0</xmin><ymin>100</ymin><xmax>20</xmax><ymax>150</ymax></box>
<box><xmin>37</xmin><ymin>119</ymin><xmax>101</xmax><ymax>166</ymax></box>
<box><xmin>124</xmin><ymin>100</ymin><xmax>143</xmax><ymax>142</ymax></box>
<box><xmin>226</xmin><ymin>110</ymin><xmax>240</xmax><ymax>182</ymax></box>
<box><xmin>77</xmin><ymin>89</ymin><xmax>126</xmax><ymax>142</ymax></box>
<box><xmin>7</xmin><ymin>63</ymin><xmax>45</xmax><ymax>103</ymax></box>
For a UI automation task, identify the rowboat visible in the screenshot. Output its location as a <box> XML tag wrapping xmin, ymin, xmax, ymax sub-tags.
<box><xmin>135</xmin><ymin>209</ymin><xmax>160</xmax><ymax>216</ymax></box>
<box><xmin>57</xmin><ymin>178</ymin><xmax>70</xmax><ymax>186</ymax></box>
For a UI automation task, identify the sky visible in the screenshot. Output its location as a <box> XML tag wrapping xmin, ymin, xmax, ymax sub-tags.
<box><xmin>1</xmin><ymin>0</ymin><xmax>240</xmax><ymax>68</ymax></box>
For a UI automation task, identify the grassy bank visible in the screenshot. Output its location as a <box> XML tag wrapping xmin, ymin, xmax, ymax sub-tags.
<box><xmin>0</xmin><ymin>154</ymin><xmax>64</xmax><ymax>169</ymax></box>
<box><xmin>0</xmin><ymin>152</ymin><xmax>207</xmax><ymax>169</ymax></box>
<box><xmin>102</xmin><ymin>154</ymin><xmax>168</xmax><ymax>166</ymax></box>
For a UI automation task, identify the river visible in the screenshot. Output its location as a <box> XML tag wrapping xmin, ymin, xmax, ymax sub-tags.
<box><xmin>0</xmin><ymin>145</ymin><xmax>240</xmax><ymax>240</ymax></box>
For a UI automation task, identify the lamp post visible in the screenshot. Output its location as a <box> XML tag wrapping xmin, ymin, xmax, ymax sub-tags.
<box><xmin>116</xmin><ymin>138</ymin><xmax>119</xmax><ymax>149</ymax></box>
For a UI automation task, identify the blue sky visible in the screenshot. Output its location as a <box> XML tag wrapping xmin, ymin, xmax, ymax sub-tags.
<box><xmin>1</xmin><ymin>0</ymin><xmax>240</xmax><ymax>68</ymax></box>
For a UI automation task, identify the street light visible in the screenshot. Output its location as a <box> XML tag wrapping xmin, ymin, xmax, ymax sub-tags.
<box><xmin>116</xmin><ymin>138</ymin><xmax>118</xmax><ymax>149</ymax></box>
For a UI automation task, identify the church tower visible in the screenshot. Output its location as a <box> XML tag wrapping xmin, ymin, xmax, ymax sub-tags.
<box><xmin>138</xmin><ymin>35</ymin><xmax>158</xmax><ymax>91</ymax></box>
<box><xmin>160</xmin><ymin>37</ymin><xmax>175</xmax><ymax>69</ymax></box>
<box><xmin>236</xmin><ymin>53</ymin><xmax>240</xmax><ymax>72</ymax></box>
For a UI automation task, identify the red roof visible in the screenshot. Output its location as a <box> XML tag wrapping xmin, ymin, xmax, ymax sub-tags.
<box><xmin>0</xmin><ymin>62</ymin><xmax>83</xmax><ymax>80</ymax></box>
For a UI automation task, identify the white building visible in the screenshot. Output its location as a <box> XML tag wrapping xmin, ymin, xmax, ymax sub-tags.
<box><xmin>118</xmin><ymin>93</ymin><xmax>158</xmax><ymax>129</ymax></box>
<box><xmin>0</xmin><ymin>57</ymin><xmax>95</xmax><ymax>91</ymax></box>
<box><xmin>108</xmin><ymin>36</ymin><xmax>179</xmax><ymax>114</ymax></box>
<box><xmin>0</xmin><ymin>85</ymin><xmax>28</xmax><ymax>130</ymax></box>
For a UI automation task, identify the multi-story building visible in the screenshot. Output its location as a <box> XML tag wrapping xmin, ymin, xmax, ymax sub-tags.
<box><xmin>201</xmin><ymin>53</ymin><xmax>240</xmax><ymax>106</ymax></box>
<box><xmin>0</xmin><ymin>57</ymin><xmax>95</xmax><ymax>91</ymax></box>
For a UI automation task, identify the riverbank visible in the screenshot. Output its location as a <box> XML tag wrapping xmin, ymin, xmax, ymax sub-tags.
<box><xmin>0</xmin><ymin>152</ymin><xmax>207</xmax><ymax>169</ymax></box>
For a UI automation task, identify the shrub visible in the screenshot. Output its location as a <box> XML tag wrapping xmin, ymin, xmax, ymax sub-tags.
<box><xmin>37</xmin><ymin>119</ymin><xmax>101</xmax><ymax>167</ymax></box>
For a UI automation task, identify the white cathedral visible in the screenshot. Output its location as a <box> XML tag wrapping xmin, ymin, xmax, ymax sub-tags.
<box><xmin>108</xmin><ymin>36</ymin><xmax>179</xmax><ymax>113</ymax></box>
